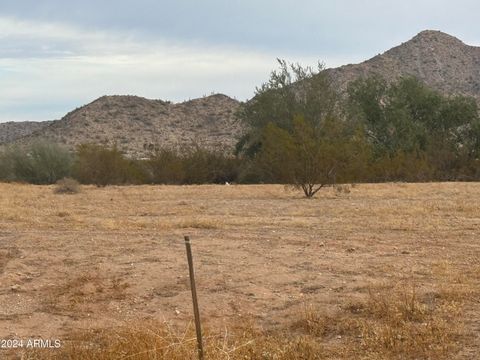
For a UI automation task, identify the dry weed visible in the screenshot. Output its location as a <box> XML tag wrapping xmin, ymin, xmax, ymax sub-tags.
<box><xmin>24</xmin><ymin>277</ymin><xmax>469</xmax><ymax>360</ymax></box>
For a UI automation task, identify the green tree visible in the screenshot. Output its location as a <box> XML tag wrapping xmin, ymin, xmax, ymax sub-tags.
<box><xmin>348</xmin><ymin>76</ymin><xmax>431</xmax><ymax>156</ymax></box>
<box><xmin>348</xmin><ymin>75</ymin><xmax>480</xmax><ymax>180</ymax></box>
<box><xmin>258</xmin><ymin>116</ymin><xmax>369</xmax><ymax>197</ymax></box>
<box><xmin>236</xmin><ymin>60</ymin><xmax>365</xmax><ymax>197</ymax></box>
<box><xmin>236</xmin><ymin>59</ymin><xmax>338</xmax><ymax>158</ymax></box>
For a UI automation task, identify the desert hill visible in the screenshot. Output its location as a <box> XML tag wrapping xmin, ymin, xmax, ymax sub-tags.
<box><xmin>6</xmin><ymin>94</ymin><xmax>243</xmax><ymax>158</ymax></box>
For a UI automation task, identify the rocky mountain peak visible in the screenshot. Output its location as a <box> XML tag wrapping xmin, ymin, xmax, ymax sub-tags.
<box><xmin>326</xmin><ymin>30</ymin><xmax>480</xmax><ymax>98</ymax></box>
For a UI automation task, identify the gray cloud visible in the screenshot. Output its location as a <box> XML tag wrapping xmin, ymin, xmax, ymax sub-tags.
<box><xmin>1</xmin><ymin>1</ymin><xmax>479</xmax><ymax>55</ymax></box>
<box><xmin>0</xmin><ymin>0</ymin><xmax>479</xmax><ymax>121</ymax></box>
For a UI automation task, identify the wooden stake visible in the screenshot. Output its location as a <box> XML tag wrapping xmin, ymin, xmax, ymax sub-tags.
<box><xmin>184</xmin><ymin>236</ymin><xmax>204</xmax><ymax>360</ymax></box>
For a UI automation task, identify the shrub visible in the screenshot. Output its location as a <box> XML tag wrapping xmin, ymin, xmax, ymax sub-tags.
<box><xmin>147</xmin><ymin>146</ymin><xmax>241</xmax><ymax>185</ymax></box>
<box><xmin>0</xmin><ymin>149</ymin><xmax>15</xmax><ymax>181</ymax></box>
<box><xmin>148</xmin><ymin>148</ymin><xmax>185</xmax><ymax>184</ymax></box>
<box><xmin>1</xmin><ymin>141</ymin><xmax>72</xmax><ymax>184</ymax></box>
<box><xmin>334</xmin><ymin>184</ymin><xmax>351</xmax><ymax>194</ymax></box>
<box><xmin>72</xmin><ymin>144</ymin><xmax>146</xmax><ymax>186</ymax></box>
<box><xmin>182</xmin><ymin>146</ymin><xmax>240</xmax><ymax>184</ymax></box>
<box><xmin>54</xmin><ymin>177</ymin><xmax>81</xmax><ymax>194</ymax></box>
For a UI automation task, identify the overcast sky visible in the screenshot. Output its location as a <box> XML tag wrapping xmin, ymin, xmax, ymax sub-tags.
<box><xmin>1</xmin><ymin>0</ymin><xmax>479</xmax><ymax>122</ymax></box>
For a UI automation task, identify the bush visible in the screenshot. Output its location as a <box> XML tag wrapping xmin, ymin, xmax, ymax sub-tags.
<box><xmin>147</xmin><ymin>146</ymin><xmax>241</xmax><ymax>185</ymax></box>
<box><xmin>0</xmin><ymin>141</ymin><xmax>72</xmax><ymax>184</ymax></box>
<box><xmin>334</xmin><ymin>184</ymin><xmax>351</xmax><ymax>195</ymax></box>
<box><xmin>148</xmin><ymin>148</ymin><xmax>185</xmax><ymax>184</ymax></box>
<box><xmin>182</xmin><ymin>146</ymin><xmax>240</xmax><ymax>184</ymax></box>
<box><xmin>0</xmin><ymin>149</ymin><xmax>15</xmax><ymax>181</ymax></box>
<box><xmin>73</xmin><ymin>144</ymin><xmax>147</xmax><ymax>186</ymax></box>
<box><xmin>54</xmin><ymin>177</ymin><xmax>81</xmax><ymax>194</ymax></box>
<box><xmin>370</xmin><ymin>150</ymin><xmax>434</xmax><ymax>182</ymax></box>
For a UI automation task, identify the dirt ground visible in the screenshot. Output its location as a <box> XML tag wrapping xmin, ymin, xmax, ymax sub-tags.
<box><xmin>0</xmin><ymin>183</ymin><xmax>479</xmax><ymax>356</ymax></box>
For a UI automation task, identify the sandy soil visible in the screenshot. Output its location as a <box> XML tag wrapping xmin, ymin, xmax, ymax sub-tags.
<box><xmin>0</xmin><ymin>183</ymin><xmax>479</xmax><ymax>354</ymax></box>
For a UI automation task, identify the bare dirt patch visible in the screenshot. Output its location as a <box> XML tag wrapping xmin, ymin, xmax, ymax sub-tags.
<box><xmin>0</xmin><ymin>183</ymin><xmax>479</xmax><ymax>358</ymax></box>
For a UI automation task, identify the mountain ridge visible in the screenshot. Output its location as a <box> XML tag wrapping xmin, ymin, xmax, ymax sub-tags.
<box><xmin>4</xmin><ymin>93</ymin><xmax>243</xmax><ymax>158</ymax></box>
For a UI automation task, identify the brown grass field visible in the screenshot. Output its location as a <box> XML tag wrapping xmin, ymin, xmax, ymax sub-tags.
<box><xmin>0</xmin><ymin>182</ymin><xmax>479</xmax><ymax>359</ymax></box>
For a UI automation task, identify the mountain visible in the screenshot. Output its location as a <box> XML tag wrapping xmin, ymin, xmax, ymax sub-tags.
<box><xmin>7</xmin><ymin>94</ymin><xmax>243</xmax><ymax>158</ymax></box>
<box><xmin>326</xmin><ymin>30</ymin><xmax>480</xmax><ymax>99</ymax></box>
<box><xmin>2</xmin><ymin>30</ymin><xmax>480</xmax><ymax>157</ymax></box>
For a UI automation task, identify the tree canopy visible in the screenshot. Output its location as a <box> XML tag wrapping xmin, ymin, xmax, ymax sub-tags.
<box><xmin>237</xmin><ymin>60</ymin><xmax>365</xmax><ymax>197</ymax></box>
<box><xmin>348</xmin><ymin>75</ymin><xmax>480</xmax><ymax>180</ymax></box>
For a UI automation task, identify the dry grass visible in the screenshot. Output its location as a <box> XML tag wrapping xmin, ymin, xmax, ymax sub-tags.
<box><xmin>292</xmin><ymin>277</ymin><xmax>469</xmax><ymax>360</ymax></box>
<box><xmin>0</xmin><ymin>182</ymin><xmax>479</xmax><ymax>359</ymax></box>
<box><xmin>356</xmin><ymin>283</ymin><xmax>463</xmax><ymax>359</ymax></box>
<box><xmin>20</xmin><ymin>278</ymin><xmax>468</xmax><ymax>359</ymax></box>
<box><xmin>21</xmin><ymin>322</ymin><xmax>326</xmax><ymax>359</ymax></box>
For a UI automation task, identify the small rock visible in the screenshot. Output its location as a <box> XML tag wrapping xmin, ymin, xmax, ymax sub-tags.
<box><xmin>346</xmin><ymin>247</ymin><xmax>356</xmax><ymax>253</ymax></box>
<box><xmin>10</xmin><ymin>285</ymin><xmax>20</xmax><ymax>292</ymax></box>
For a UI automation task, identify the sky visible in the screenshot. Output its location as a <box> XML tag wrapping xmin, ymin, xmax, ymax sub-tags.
<box><xmin>1</xmin><ymin>0</ymin><xmax>480</xmax><ymax>122</ymax></box>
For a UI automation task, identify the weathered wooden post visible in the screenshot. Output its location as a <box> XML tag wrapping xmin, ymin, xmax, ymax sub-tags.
<box><xmin>184</xmin><ymin>235</ymin><xmax>204</xmax><ymax>360</ymax></box>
